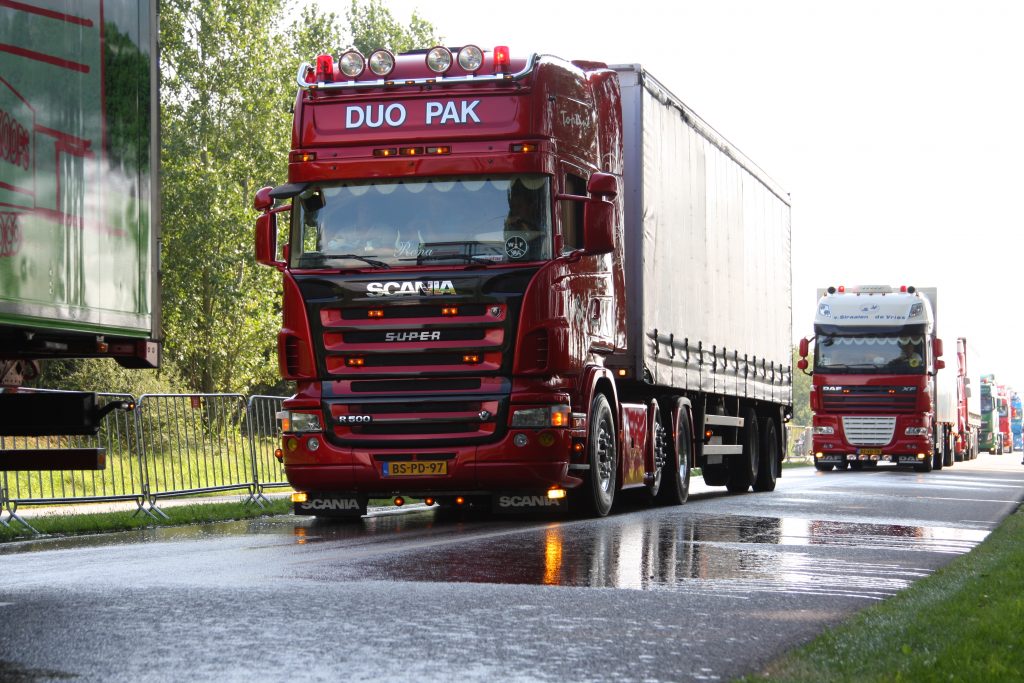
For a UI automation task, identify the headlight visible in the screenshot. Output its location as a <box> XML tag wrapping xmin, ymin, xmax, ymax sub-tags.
<box><xmin>457</xmin><ymin>45</ymin><xmax>484</xmax><ymax>72</ymax></box>
<box><xmin>511</xmin><ymin>405</ymin><xmax>570</xmax><ymax>428</ymax></box>
<box><xmin>277</xmin><ymin>410</ymin><xmax>323</xmax><ymax>433</ymax></box>
<box><xmin>426</xmin><ymin>46</ymin><xmax>453</xmax><ymax>73</ymax></box>
<box><xmin>812</xmin><ymin>426</ymin><xmax>835</xmax><ymax>435</ymax></box>
<box><xmin>368</xmin><ymin>49</ymin><xmax>395</xmax><ymax>77</ymax></box>
<box><xmin>338</xmin><ymin>50</ymin><xmax>365</xmax><ymax>77</ymax></box>
<box><xmin>905</xmin><ymin>427</ymin><xmax>929</xmax><ymax>436</ymax></box>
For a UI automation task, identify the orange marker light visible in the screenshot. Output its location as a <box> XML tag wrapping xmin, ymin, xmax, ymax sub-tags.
<box><xmin>368</xmin><ymin>309</ymin><xmax>384</xmax><ymax>318</ymax></box>
<box><xmin>346</xmin><ymin>357</ymin><xmax>366</xmax><ymax>367</ymax></box>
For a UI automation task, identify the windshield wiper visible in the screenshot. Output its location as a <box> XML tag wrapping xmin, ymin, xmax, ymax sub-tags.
<box><xmin>330</xmin><ymin>254</ymin><xmax>391</xmax><ymax>269</ymax></box>
<box><xmin>406</xmin><ymin>253</ymin><xmax>499</xmax><ymax>266</ymax></box>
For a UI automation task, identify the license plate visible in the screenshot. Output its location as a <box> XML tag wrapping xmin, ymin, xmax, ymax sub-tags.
<box><xmin>858</xmin><ymin>448</ymin><xmax>882</xmax><ymax>456</ymax></box>
<box><xmin>382</xmin><ymin>460</ymin><xmax>448</xmax><ymax>476</ymax></box>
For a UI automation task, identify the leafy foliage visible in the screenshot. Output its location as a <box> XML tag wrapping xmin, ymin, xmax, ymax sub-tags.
<box><xmin>343</xmin><ymin>0</ymin><xmax>442</xmax><ymax>55</ymax></box>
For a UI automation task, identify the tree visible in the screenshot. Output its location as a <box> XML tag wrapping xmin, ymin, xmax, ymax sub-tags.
<box><xmin>344</xmin><ymin>0</ymin><xmax>441</xmax><ymax>55</ymax></box>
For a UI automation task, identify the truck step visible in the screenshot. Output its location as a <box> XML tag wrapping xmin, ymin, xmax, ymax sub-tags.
<box><xmin>704</xmin><ymin>414</ymin><xmax>744</xmax><ymax>428</ymax></box>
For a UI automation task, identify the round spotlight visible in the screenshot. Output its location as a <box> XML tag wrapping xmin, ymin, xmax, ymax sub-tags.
<box><xmin>339</xmin><ymin>49</ymin><xmax>365</xmax><ymax>77</ymax></box>
<box><xmin>394</xmin><ymin>496</ymin><xmax>405</xmax><ymax>507</ymax></box>
<box><xmin>457</xmin><ymin>45</ymin><xmax>483</xmax><ymax>72</ymax></box>
<box><xmin>426</xmin><ymin>46</ymin><xmax>453</xmax><ymax>73</ymax></box>
<box><xmin>307</xmin><ymin>437</ymin><xmax>320</xmax><ymax>452</ymax></box>
<box><xmin>424</xmin><ymin>497</ymin><xmax>435</xmax><ymax>506</ymax></box>
<box><xmin>368</xmin><ymin>49</ymin><xmax>395</xmax><ymax>77</ymax></box>
<box><xmin>514</xmin><ymin>433</ymin><xmax>529</xmax><ymax>447</ymax></box>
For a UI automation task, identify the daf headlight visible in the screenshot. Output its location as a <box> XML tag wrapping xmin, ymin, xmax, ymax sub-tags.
<box><xmin>511</xmin><ymin>405</ymin><xmax>570</xmax><ymax>428</ymax></box>
<box><xmin>812</xmin><ymin>425</ymin><xmax>835</xmax><ymax>435</ymax></box>
<box><xmin>277</xmin><ymin>410</ymin><xmax>323</xmax><ymax>433</ymax></box>
<box><xmin>905</xmin><ymin>426</ymin><xmax>929</xmax><ymax>436</ymax></box>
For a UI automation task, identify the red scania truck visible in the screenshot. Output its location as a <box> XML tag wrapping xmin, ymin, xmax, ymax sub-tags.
<box><xmin>798</xmin><ymin>286</ymin><xmax>948</xmax><ymax>473</ymax></box>
<box><xmin>255</xmin><ymin>45</ymin><xmax>793</xmax><ymax>517</ymax></box>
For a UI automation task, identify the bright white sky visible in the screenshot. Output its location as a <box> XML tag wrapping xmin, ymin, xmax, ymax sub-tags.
<box><xmin>312</xmin><ymin>0</ymin><xmax>1024</xmax><ymax>385</ymax></box>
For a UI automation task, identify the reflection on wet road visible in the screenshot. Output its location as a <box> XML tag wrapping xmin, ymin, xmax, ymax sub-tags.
<box><xmin>286</xmin><ymin>509</ymin><xmax>988</xmax><ymax>601</ymax></box>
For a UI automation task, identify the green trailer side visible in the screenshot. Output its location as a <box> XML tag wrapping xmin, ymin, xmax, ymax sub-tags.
<box><xmin>0</xmin><ymin>0</ymin><xmax>160</xmax><ymax>378</ymax></box>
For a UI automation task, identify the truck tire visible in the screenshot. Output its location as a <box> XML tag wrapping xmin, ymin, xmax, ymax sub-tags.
<box><xmin>645</xmin><ymin>405</ymin><xmax>668</xmax><ymax>501</ymax></box>
<box><xmin>702</xmin><ymin>463</ymin><xmax>729</xmax><ymax>486</ymax></box>
<box><xmin>914</xmin><ymin>454</ymin><xmax>933</xmax><ymax>473</ymax></box>
<box><xmin>657</xmin><ymin>408</ymin><xmax>692</xmax><ymax>506</ymax></box>
<box><xmin>577</xmin><ymin>393</ymin><xmax>617</xmax><ymax>517</ymax></box>
<box><xmin>814</xmin><ymin>461</ymin><xmax>833</xmax><ymax>471</ymax></box>
<box><xmin>726</xmin><ymin>407</ymin><xmax>759</xmax><ymax>493</ymax></box>
<box><xmin>753</xmin><ymin>418</ymin><xmax>779</xmax><ymax>492</ymax></box>
<box><xmin>943</xmin><ymin>431</ymin><xmax>954</xmax><ymax>467</ymax></box>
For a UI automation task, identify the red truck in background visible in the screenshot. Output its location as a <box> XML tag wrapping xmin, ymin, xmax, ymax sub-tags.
<box><xmin>798</xmin><ymin>286</ymin><xmax>950</xmax><ymax>473</ymax></box>
<box><xmin>255</xmin><ymin>45</ymin><xmax>793</xmax><ymax>517</ymax></box>
<box><xmin>954</xmin><ymin>337</ymin><xmax>980</xmax><ymax>461</ymax></box>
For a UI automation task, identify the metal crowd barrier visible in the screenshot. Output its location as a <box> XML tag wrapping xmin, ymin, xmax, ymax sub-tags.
<box><xmin>135</xmin><ymin>393</ymin><xmax>256</xmax><ymax>516</ymax></box>
<box><xmin>1</xmin><ymin>391</ymin><xmax>293</xmax><ymax>532</ymax></box>
<box><xmin>0</xmin><ymin>391</ymin><xmax>149</xmax><ymax>532</ymax></box>
<box><xmin>247</xmin><ymin>395</ymin><xmax>288</xmax><ymax>503</ymax></box>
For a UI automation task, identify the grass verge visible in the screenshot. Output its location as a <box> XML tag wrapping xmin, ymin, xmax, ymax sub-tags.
<box><xmin>741</xmin><ymin>506</ymin><xmax>1024</xmax><ymax>682</ymax></box>
<box><xmin>0</xmin><ymin>498</ymin><xmax>292</xmax><ymax>542</ymax></box>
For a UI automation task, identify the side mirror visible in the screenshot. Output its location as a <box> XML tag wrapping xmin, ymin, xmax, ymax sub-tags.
<box><xmin>935</xmin><ymin>359</ymin><xmax>946</xmax><ymax>370</ymax></box>
<box><xmin>933</xmin><ymin>337</ymin><xmax>944</xmax><ymax>358</ymax></box>
<box><xmin>254</xmin><ymin>186</ymin><xmax>274</xmax><ymax>212</ymax></box>
<box><xmin>797</xmin><ymin>359</ymin><xmax>808</xmax><ymax>370</ymax></box>
<box><xmin>582</xmin><ymin>199</ymin><xmax>614</xmax><ymax>255</ymax></box>
<box><xmin>587</xmin><ymin>172</ymin><xmax>618</xmax><ymax>199</ymax></box>
<box><xmin>798</xmin><ymin>337</ymin><xmax>809</xmax><ymax>357</ymax></box>
<box><xmin>254</xmin><ymin>188</ymin><xmax>290</xmax><ymax>268</ymax></box>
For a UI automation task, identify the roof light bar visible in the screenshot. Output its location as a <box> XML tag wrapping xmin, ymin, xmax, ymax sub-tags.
<box><xmin>296</xmin><ymin>52</ymin><xmax>538</xmax><ymax>91</ymax></box>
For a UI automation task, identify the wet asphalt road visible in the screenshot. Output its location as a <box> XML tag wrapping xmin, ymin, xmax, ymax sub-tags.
<box><xmin>1</xmin><ymin>454</ymin><xmax>1022</xmax><ymax>682</ymax></box>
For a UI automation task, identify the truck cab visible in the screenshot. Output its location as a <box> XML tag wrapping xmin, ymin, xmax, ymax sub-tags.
<box><xmin>799</xmin><ymin>285</ymin><xmax>945</xmax><ymax>473</ymax></box>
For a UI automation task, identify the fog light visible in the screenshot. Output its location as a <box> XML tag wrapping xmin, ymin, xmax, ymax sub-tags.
<box><xmin>514</xmin><ymin>433</ymin><xmax>529</xmax><ymax>447</ymax></box>
<box><xmin>287</xmin><ymin>437</ymin><xmax>299</xmax><ymax>452</ymax></box>
<box><xmin>547</xmin><ymin>488</ymin><xmax>566</xmax><ymax>500</ymax></box>
<box><xmin>291</xmin><ymin>492</ymin><xmax>308</xmax><ymax>503</ymax></box>
<box><xmin>917</xmin><ymin>453</ymin><xmax>927</xmax><ymax>460</ymax></box>
<box><xmin>537</xmin><ymin>432</ymin><xmax>556</xmax><ymax>447</ymax></box>
<box><xmin>307</xmin><ymin>437</ymin><xmax>320</xmax><ymax>452</ymax></box>
<box><xmin>814</xmin><ymin>452</ymin><xmax>823</xmax><ymax>459</ymax></box>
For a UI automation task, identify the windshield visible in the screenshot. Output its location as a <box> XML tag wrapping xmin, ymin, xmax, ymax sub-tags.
<box><xmin>814</xmin><ymin>335</ymin><xmax>926</xmax><ymax>375</ymax></box>
<box><xmin>291</xmin><ymin>175</ymin><xmax>552</xmax><ymax>268</ymax></box>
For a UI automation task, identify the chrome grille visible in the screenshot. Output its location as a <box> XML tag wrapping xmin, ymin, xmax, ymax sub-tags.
<box><xmin>842</xmin><ymin>416</ymin><xmax>897</xmax><ymax>446</ymax></box>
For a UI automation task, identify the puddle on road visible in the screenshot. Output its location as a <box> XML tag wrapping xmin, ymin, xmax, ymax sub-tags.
<box><xmin>313</xmin><ymin>512</ymin><xmax>989</xmax><ymax>600</ymax></box>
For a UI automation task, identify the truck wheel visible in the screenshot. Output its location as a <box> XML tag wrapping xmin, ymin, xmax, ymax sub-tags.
<box><xmin>943</xmin><ymin>433</ymin><xmax>954</xmax><ymax>467</ymax></box>
<box><xmin>726</xmin><ymin>407</ymin><xmax>759</xmax><ymax>493</ymax></box>
<box><xmin>814</xmin><ymin>461</ymin><xmax>833</xmax><ymax>472</ymax></box>
<box><xmin>753</xmin><ymin>418</ymin><xmax>779</xmax><ymax>492</ymax></box>
<box><xmin>933</xmin><ymin>445</ymin><xmax>944</xmax><ymax>470</ymax></box>
<box><xmin>646</xmin><ymin>406</ymin><xmax>668</xmax><ymax>501</ymax></box>
<box><xmin>914</xmin><ymin>454</ymin><xmax>933</xmax><ymax>473</ymax></box>
<box><xmin>577</xmin><ymin>393</ymin><xmax>617</xmax><ymax>517</ymax></box>
<box><xmin>657</xmin><ymin>408</ymin><xmax>692</xmax><ymax>506</ymax></box>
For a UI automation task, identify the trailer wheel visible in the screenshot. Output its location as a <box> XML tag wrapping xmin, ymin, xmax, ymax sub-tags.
<box><xmin>577</xmin><ymin>393</ymin><xmax>617</xmax><ymax>517</ymax></box>
<box><xmin>753</xmin><ymin>418</ymin><xmax>779</xmax><ymax>492</ymax></box>
<box><xmin>726</xmin><ymin>407</ymin><xmax>759</xmax><ymax>493</ymax></box>
<box><xmin>657</xmin><ymin>408</ymin><xmax>692</xmax><ymax>506</ymax></box>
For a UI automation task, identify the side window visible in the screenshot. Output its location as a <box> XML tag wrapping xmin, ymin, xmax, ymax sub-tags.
<box><xmin>560</xmin><ymin>173</ymin><xmax>587</xmax><ymax>253</ymax></box>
